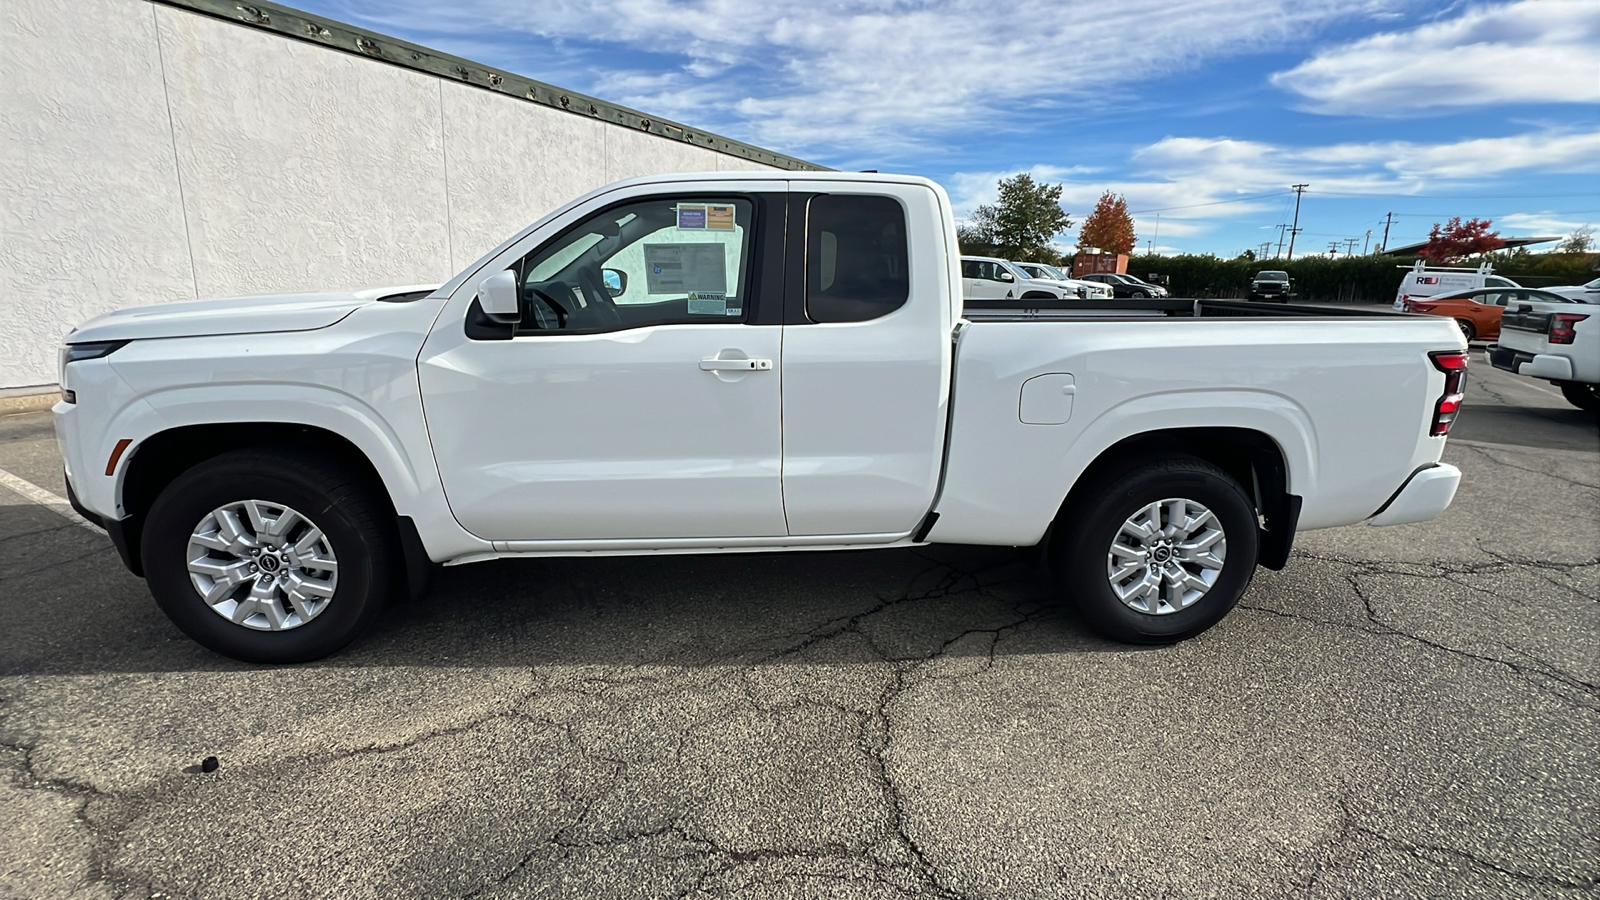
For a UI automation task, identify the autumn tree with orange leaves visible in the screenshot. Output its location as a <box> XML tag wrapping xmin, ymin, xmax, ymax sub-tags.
<box><xmin>1077</xmin><ymin>191</ymin><xmax>1137</xmax><ymax>255</ymax></box>
<box><xmin>1420</xmin><ymin>217</ymin><xmax>1505</xmax><ymax>264</ymax></box>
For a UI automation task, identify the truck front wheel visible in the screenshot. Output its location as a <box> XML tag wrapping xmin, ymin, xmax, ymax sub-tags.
<box><xmin>1053</xmin><ymin>456</ymin><xmax>1259</xmax><ymax>643</ymax></box>
<box><xmin>141</xmin><ymin>449</ymin><xmax>395</xmax><ymax>663</ymax></box>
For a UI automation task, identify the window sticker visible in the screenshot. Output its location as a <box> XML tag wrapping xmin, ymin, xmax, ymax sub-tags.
<box><xmin>687</xmin><ymin>292</ymin><xmax>727</xmax><ymax>315</ymax></box>
<box><xmin>706</xmin><ymin>204</ymin><xmax>736</xmax><ymax>230</ymax></box>
<box><xmin>677</xmin><ymin>205</ymin><xmax>707</xmax><ymax>229</ymax></box>
<box><xmin>644</xmin><ymin>244</ymin><xmax>728</xmax><ymax>294</ymax></box>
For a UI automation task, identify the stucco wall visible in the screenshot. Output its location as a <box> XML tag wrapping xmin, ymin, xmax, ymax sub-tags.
<box><xmin>0</xmin><ymin>0</ymin><xmax>786</xmax><ymax>389</ymax></box>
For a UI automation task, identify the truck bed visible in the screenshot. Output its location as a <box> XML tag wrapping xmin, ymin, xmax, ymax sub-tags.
<box><xmin>963</xmin><ymin>298</ymin><xmax>1406</xmax><ymax>321</ymax></box>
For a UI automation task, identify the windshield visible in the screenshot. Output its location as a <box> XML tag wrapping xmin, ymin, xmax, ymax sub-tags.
<box><xmin>1040</xmin><ymin>265</ymin><xmax>1071</xmax><ymax>281</ymax></box>
<box><xmin>1256</xmin><ymin>271</ymin><xmax>1288</xmax><ymax>281</ymax></box>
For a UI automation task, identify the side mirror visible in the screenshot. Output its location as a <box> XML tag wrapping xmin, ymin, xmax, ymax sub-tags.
<box><xmin>999</xmin><ymin>271</ymin><xmax>1015</xmax><ymax>282</ymax></box>
<box><xmin>476</xmin><ymin>270</ymin><xmax>520</xmax><ymax>324</ymax></box>
<box><xmin>601</xmin><ymin>267</ymin><xmax>627</xmax><ymax>298</ymax></box>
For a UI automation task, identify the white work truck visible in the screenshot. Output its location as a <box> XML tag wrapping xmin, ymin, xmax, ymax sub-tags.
<box><xmin>56</xmin><ymin>172</ymin><xmax>1469</xmax><ymax>662</ymax></box>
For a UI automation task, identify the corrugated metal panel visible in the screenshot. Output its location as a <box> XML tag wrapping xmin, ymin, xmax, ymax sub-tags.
<box><xmin>148</xmin><ymin>0</ymin><xmax>827</xmax><ymax>172</ymax></box>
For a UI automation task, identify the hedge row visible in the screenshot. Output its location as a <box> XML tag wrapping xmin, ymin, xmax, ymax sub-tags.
<box><xmin>1123</xmin><ymin>251</ymin><xmax>1598</xmax><ymax>302</ymax></box>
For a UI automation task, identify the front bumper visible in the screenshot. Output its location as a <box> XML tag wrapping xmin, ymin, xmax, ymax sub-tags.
<box><xmin>65</xmin><ymin>475</ymin><xmax>143</xmax><ymax>576</ymax></box>
<box><xmin>1369</xmin><ymin>464</ymin><xmax>1462</xmax><ymax>526</ymax></box>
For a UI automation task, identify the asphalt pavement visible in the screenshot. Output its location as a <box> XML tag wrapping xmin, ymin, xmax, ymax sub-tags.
<box><xmin>2</xmin><ymin>350</ymin><xmax>1596</xmax><ymax>899</ymax></box>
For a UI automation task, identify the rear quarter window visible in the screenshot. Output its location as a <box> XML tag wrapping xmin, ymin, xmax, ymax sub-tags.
<box><xmin>806</xmin><ymin>195</ymin><xmax>910</xmax><ymax>324</ymax></box>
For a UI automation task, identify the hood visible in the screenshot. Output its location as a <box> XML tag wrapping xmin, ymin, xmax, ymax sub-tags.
<box><xmin>66</xmin><ymin>285</ymin><xmax>440</xmax><ymax>344</ymax></box>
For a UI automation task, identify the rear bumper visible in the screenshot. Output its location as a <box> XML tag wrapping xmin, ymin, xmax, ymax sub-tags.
<box><xmin>1369</xmin><ymin>464</ymin><xmax>1462</xmax><ymax>526</ymax></box>
<box><xmin>1488</xmin><ymin>344</ymin><xmax>1574</xmax><ymax>381</ymax></box>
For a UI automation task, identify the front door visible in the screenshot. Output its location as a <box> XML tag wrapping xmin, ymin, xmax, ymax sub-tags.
<box><xmin>418</xmin><ymin>192</ymin><xmax>787</xmax><ymax>542</ymax></box>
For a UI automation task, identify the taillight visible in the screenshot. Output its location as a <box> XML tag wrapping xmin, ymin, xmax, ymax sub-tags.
<box><xmin>1550</xmin><ymin>312</ymin><xmax>1588</xmax><ymax>345</ymax></box>
<box><xmin>1428</xmin><ymin>350</ymin><xmax>1467</xmax><ymax>436</ymax></box>
<box><xmin>1411</xmin><ymin>302</ymin><xmax>1435</xmax><ymax>312</ymax></box>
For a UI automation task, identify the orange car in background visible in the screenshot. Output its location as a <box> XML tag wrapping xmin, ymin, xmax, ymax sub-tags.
<box><xmin>1402</xmin><ymin>287</ymin><xmax>1581</xmax><ymax>342</ymax></box>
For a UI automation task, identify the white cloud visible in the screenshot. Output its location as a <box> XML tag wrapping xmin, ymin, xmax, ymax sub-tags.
<box><xmin>1273</xmin><ymin>0</ymin><xmax>1600</xmax><ymax>114</ymax></box>
<box><xmin>949</xmin><ymin>127</ymin><xmax>1600</xmax><ymax>248</ymax></box>
<box><xmin>1495</xmin><ymin>212</ymin><xmax>1592</xmax><ymax>234</ymax></box>
<box><xmin>348</xmin><ymin>0</ymin><xmax>1414</xmax><ymax>154</ymax></box>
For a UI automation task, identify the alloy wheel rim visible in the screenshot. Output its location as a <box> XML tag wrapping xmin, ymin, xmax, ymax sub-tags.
<box><xmin>1106</xmin><ymin>498</ymin><xmax>1227</xmax><ymax>615</ymax></box>
<box><xmin>186</xmin><ymin>500</ymin><xmax>339</xmax><ymax>631</ymax></box>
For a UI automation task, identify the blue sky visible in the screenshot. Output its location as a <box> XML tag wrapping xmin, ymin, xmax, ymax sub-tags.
<box><xmin>295</xmin><ymin>0</ymin><xmax>1598</xmax><ymax>257</ymax></box>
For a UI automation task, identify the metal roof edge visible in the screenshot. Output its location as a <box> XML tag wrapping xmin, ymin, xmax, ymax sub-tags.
<box><xmin>147</xmin><ymin>0</ymin><xmax>828</xmax><ymax>172</ymax></box>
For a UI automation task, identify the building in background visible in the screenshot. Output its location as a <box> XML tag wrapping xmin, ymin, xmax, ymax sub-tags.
<box><xmin>0</xmin><ymin>0</ymin><xmax>819</xmax><ymax>392</ymax></box>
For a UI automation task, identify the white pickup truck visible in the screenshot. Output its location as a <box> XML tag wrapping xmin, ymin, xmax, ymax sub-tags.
<box><xmin>56</xmin><ymin>172</ymin><xmax>1469</xmax><ymax>662</ymax></box>
<box><xmin>1489</xmin><ymin>303</ymin><xmax>1598</xmax><ymax>413</ymax></box>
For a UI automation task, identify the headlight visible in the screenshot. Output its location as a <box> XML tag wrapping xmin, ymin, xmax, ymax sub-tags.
<box><xmin>62</xmin><ymin>340</ymin><xmax>129</xmax><ymax>365</ymax></box>
<box><xmin>59</xmin><ymin>341</ymin><xmax>128</xmax><ymax>402</ymax></box>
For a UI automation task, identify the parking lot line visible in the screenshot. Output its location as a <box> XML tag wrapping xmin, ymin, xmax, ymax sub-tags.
<box><xmin>0</xmin><ymin>467</ymin><xmax>103</xmax><ymax>533</ymax></box>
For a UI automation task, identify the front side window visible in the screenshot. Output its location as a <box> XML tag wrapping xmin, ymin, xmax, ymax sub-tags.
<box><xmin>509</xmin><ymin>197</ymin><xmax>754</xmax><ymax>334</ymax></box>
<box><xmin>806</xmin><ymin>195</ymin><xmax>909</xmax><ymax>323</ymax></box>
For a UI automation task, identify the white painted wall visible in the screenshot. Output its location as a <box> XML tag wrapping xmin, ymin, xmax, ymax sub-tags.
<box><xmin>0</xmin><ymin>0</ymin><xmax>785</xmax><ymax>389</ymax></box>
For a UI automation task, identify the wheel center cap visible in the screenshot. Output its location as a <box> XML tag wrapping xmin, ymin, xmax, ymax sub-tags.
<box><xmin>258</xmin><ymin>554</ymin><xmax>282</xmax><ymax>573</ymax></box>
<box><xmin>1151</xmin><ymin>545</ymin><xmax>1174</xmax><ymax>564</ymax></box>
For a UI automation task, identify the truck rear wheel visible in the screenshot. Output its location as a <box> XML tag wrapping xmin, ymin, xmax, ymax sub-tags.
<box><xmin>141</xmin><ymin>449</ymin><xmax>395</xmax><ymax>663</ymax></box>
<box><xmin>1559</xmin><ymin>381</ymin><xmax>1599</xmax><ymax>414</ymax></box>
<box><xmin>1053</xmin><ymin>456</ymin><xmax>1259</xmax><ymax>643</ymax></box>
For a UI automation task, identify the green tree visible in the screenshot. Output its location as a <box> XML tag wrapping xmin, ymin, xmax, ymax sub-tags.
<box><xmin>1556</xmin><ymin>225</ymin><xmax>1594</xmax><ymax>254</ymax></box>
<box><xmin>963</xmin><ymin>174</ymin><xmax>1071</xmax><ymax>262</ymax></box>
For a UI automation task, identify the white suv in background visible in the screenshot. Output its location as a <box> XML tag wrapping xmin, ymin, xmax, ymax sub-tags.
<box><xmin>1546</xmin><ymin>277</ymin><xmax>1600</xmax><ymax>303</ymax></box>
<box><xmin>1012</xmin><ymin>262</ymin><xmax>1114</xmax><ymax>299</ymax></box>
<box><xmin>960</xmin><ymin>257</ymin><xmax>1074</xmax><ymax>300</ymax></box>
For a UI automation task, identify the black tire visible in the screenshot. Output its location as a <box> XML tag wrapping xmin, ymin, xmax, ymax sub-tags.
<box><xmin>1558</xmin><ymin>381</ymin><xmax>1600</xmax><ymax>414</ymax></box>
<box><xmin>1454</xmin><ymin>319</ymin><xmax>1476</xmax><ymax>343</ymax></box>
<box><xmin>1131</xmin><ymin>290</ymin><xmax>1150</xmax><ymax>298</ymax></box>
<box><xmin>141</xmin><ymin>448</ymin><xmax>395</xmax><ymax>663</ymax></box>
<box><xmin>1052</xmin><ymin>455</ymin><xmax>1259</xmax><ymax>644</ymax></box>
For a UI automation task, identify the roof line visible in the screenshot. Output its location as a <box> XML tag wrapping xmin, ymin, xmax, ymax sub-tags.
<box><xmin>147</xmin><ymin>0</ymin><xmax>827</xmax><ymax>172</ymax></box>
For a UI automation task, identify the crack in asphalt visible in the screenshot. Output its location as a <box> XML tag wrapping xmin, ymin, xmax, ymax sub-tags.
<box><xmin>1242</xmin><ymin>551</ymin><xmax>1600</xmax><ymax>709</ymax></box>
<box><xmin>1453</xmin><ymin>441</ymin><xmax>1600</xmax><ymax>491</ymax></box>
<box><xmin>0</xmin><ymin>735</ymin><xmax>122</xmax><ymax>894</ymax></box>
<box><xmin>6</xmin><ymin>539</ymin><xmax>1592</xmax><ymax>897</ymax></box>
<box><xmin>1351</xmin><ymin>823</ymin><xmax>1599</xmax><ymax>891</ymax></box>
<box><xmin>452</xmin><ymin>553</ymin><xmax>1024</xmax><ymax>900</ymax></box>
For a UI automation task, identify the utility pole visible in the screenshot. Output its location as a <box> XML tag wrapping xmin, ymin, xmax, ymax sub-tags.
<box><xmin>1274</xmin><ymin>224</ymin><xmax>1288</xmax><ymax>258</ymax></box>
<box><xmin>1344</xmin><ymin>237</ymin><xmax>1359</xmax><ymax>256</ymax></box>
<box><xmin>1286</xmin><ymin>184</ymin><xmax>1308</xmax><ymax>260</ymax></box>
<box><xmin>1258</xmin><ymin>241</ymin><xmax>1272</xmax><ymax>259</ymax></box>
<box><xmin>1328</xmin><ymin>241</ymin><xmax>1341</xmax><ymax>257</ymax></box>
<box><xmin>1362</xmin><ymin>230</ymin><xmax>1373</xmax><ymax>255</ymax></box>
<box><xmin>1380</xmin><ymin>212</ymin><xmax>1394</xmax><ymax>253</ymax></box>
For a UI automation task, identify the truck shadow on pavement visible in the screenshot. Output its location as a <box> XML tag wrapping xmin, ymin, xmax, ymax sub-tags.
<box><xmin>0</xmin><ymin>501</ymin><xmax>1136</xmax><ymax>677</ymax></box>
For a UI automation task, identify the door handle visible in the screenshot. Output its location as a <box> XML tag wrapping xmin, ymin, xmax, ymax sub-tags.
<box><xmin>700</xmin><ymin>358</ymin><xmax>772</xmax><ymax>371</ymax></box>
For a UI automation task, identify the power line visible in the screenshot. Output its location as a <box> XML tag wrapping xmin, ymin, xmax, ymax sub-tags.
<box><xmin>1307</xmin><ymin>190</ymin><xmax>1600</xmax><ymax>200</ymax></box>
